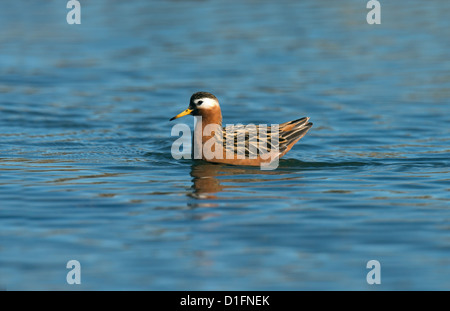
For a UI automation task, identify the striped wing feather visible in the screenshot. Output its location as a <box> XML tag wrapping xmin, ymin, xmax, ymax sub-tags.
<box><xmin>222</xmin><ymin>117</ymin><xmax>312</xmax><ymax>158</ymax></box>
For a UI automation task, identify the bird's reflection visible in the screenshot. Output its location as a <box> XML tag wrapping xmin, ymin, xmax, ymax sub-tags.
<box><xmin>188</xmin><ymin>160</ymin><xmax>295</xmax><ymax>202</ymax></box>
<box><xmin>189</xmin><ymin>161</ymin><xmax>225</xmax><ymax>199</ymax></box>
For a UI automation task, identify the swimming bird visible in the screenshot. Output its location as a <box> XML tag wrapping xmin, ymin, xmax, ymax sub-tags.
<box><xmin>170</xmin><ymin>92</ymin><xmax>312</xmax><ymax>167</ymax></box>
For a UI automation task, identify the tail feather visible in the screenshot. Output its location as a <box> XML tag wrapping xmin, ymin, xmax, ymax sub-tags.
<box><xmin>279</xmin><ymin>117</ymin><xmax>312</xmax><ymax>154</ymax></box>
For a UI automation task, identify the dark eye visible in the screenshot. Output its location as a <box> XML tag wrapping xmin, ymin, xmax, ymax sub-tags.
<box><xmin>197</xmin><ymin>100</ymin><xmax>203</xmax><ymax>105</ymax></box>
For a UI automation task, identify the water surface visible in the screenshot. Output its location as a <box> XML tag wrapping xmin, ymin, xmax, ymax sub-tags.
<box><xmin>0</xmin><ymin>0</ymin><xmax>449</xmax><ymax>290</ymax></box>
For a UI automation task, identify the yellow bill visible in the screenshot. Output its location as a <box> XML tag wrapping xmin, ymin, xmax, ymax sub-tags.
<box><xmin>170</xmin><ymin>108</ymin><xmax>193</xmax><ymax>121</ymax></box>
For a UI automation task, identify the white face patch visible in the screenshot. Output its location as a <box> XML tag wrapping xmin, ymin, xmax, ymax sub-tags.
<box><xmin>194</xmin><ymin>97</ymin><xmax>218</xmax><ymax>109</ymax></box>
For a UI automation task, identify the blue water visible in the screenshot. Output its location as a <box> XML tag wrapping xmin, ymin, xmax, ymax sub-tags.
<box><xmin>0</xmin><ymin>0</ymin><xmax>449</xmax><ymax>290</ymax></box>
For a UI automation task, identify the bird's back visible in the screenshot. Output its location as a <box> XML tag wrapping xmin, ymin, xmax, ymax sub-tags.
<box><xmin>221</xmin><ymin>117</ymin><xmax>313</xmax><ymax>159</ymax></box>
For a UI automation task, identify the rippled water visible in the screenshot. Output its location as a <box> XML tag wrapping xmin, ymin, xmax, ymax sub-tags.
<box><xmin>1</xmin><ymin>1</ymin><xmax>449</xmax><ymax>290</ymax></box>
